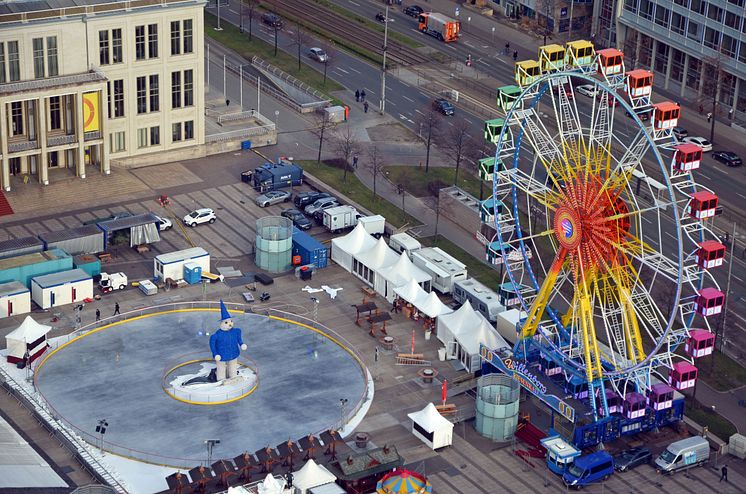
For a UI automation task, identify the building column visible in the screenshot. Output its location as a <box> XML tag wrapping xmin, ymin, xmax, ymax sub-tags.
<box><xmin>697</xmin><ymin>60</ymin><xmax>706</xmax><ymax>99</ymax></box>
<box><xmin>75</xmin><ymin>92</ymin><xmax>85</xmax><ymax>179</ymax></box>
<box><xmin>37</xmin><ymin>97</ymin><xmax>48</xmax><ymax>186</ymax></box>
<box><xmin>732</xmin><ymin>77</ymin><xmax>740</xmax><ymax>119</ymax></box>
<box><xmin>99</xmin><ymin>87</ymin><xmax>110</xmax><ymax>175</ymax></box>
<box><xmin>680</xmin><ymin>53</ymin><xmax>689</xmax><ymax>99</ymax></box>
<box><xmin>650</xmin><ymin>38</ymin><xmax>658</xmax><ymax>73</ymax></box>
<box><xmin>0</xmin><ymin>101</ymin><xmax>9</xmax><ymax>191</ymax></box>
<box><xmin>664</xmin><ymin>44</ymin><xmax>673</xmax><ymax>91</ymax></box>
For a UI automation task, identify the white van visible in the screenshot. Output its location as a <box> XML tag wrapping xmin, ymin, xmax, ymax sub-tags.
<box><xmin>655</xmin><ymin>436</ymin><xmax>709</xmax><ymax>474</ymax></box>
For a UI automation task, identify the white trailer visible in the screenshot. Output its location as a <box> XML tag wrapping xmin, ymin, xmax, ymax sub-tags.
<box><xmin>323</xmin><ymin>205</ymin><xmax>360</xmax><ymax>233</ymax></box>
<box><xmin>358</xmin><ymin>215</ymin><xmax>385</xmax><ymax>237</ymax></box>
<box><xmin>389</xmin><ymin>233</ymin><xmax>422</xmax><ymax>259</ymax></box>
<box><xmin>452</xmin><ymin>277</ymin><xmax>505</xmax><ymax>323</ymax></box>
<box><xmin>154</xmin><ymin>247</ymin><xmax>210</xmax><ymax>282</ymax></box>
<box><xmin>0</xmin><ymin>281</ymin><xmax>31</xmax><ymax>318</ymax></box>
<box><xmin>411</xmin><ymin>247</ymin><xmax>467</xmax><ymax>294</ymax></box>
<box><xmin>31</xmin><ymin>269</ymin><xmax>93</xmax><ymax>310</ymax></box>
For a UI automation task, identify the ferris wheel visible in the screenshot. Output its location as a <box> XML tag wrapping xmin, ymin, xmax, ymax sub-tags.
<box><xmin>487</xmin><ymin>42</ymin><xmax>726</xmax><ymax>421</ymax></box>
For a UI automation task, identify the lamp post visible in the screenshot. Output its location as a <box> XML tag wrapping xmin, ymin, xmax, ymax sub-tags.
<box><xmin>205</xmin><ymin>439</ymin><xmax>221</xmax><ymax>467</ymax></box>
<box><xmin>339</xmin><ymin>398</ymin><xmax>349</xmax><ymax>431</ymax></box>
<box><xmin>379</xmin><ymin>5</ymin><xmax>389</xmax><ymax>115</ymax></box>
<box><xmin>215</xmin><ymin>0</ymin><xmax>223</xmax><ymax>31</ymax></box>
<box><xmin>310</xmin><ymin>297</ymin><xmax>319</xmax><ymax>323</ymax></box>
<box><xmin>95</xmin><ymin>419</ymin><xmax>108</xmax><ymax>454</ymax></box>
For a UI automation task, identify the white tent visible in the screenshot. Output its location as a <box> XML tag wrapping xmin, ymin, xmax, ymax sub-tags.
<box><xmin>293</xmin><ymin>459</ymin><xmax>337</xmax><ymax>494</ymax></box>
<box><xmin>407</xmin><ymin>402</ymin><xmax>454</xmax><ymax>450</ymax></box>
<box><xmin>5</xmin><ymin>316</ymin><xmax>51</xmax><ymax>364</ymax></box>
<box><xmin>393</xmin><ymin>278</ymin><xmax>429</xmax><ymax>307</ymax></box>
<box><xmin>257</xmin><ymin>474</ymin><xmax>285</xmax><ymax>494</ymax></box>
<box><xmin>437</xmin><ymin>301</ymin><xmax>509</xmax><ymax>371</ymax></box>
<box><xmin>331</xmin><ymin>223</ymin><xmax>376</xmax><ymax>272</ymax></box>
<box><xmin>378</xmin><ymin>253</ymin><xmax>432</xmax><ymax>302</ymax></box>
<box><xmin>352</xmin><ymin>237</ymin><xmax>399</xmax><ymax>293</ymax></box>
<box><xmin>417</xmin><ymin>291</ymin><xmax>453</xmax><ymax>319</ymax></box>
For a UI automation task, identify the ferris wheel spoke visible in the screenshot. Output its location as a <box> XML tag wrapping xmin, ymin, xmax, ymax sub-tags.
<box><xmin>576</xmin><ymin>256</ymin><xmax>605</xmax><ymax>383</ymax></box>
<box><xmin>546</xmin><ymin>77</ymin><xmax>587</xmax><ymax>171</ymax></box>
<box><xmin>514</xmin><ymin>110</ymin><xmax>573</xmax><ymax>185</ymax></box>
<box><xmin>610</xmin><ymin>129</ymin><xmax>651</xmax><ymax>178</ymax></box>
<box><xmin>606</xmin><ymin>263</ymin><xmax>647</xmax><ymax>364</ymax></box>
<box><xmin>504</xmin><ymin>168</ymin><xmax>561</xmax><ymax>211</ymax></box>
<box><xmin>520</xmin><ymin>246</ymin><xmax>569</xmax><ymax>340</ymax></box>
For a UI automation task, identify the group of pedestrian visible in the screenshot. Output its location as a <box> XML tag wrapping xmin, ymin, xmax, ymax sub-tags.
<box><xmin>91</xmin><ymin>303</ymin><xmax>119</xmax><ymax>323</ymax></box>
<box><xmin>355</xmin><ymin>89</ymin><xmax>369</xmax><ymax>113</ymax></box>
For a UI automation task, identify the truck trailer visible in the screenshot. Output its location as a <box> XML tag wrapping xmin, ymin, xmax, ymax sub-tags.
<box><xmin>418</xmin><ymin>13</ymin><xmax>460</xmax><ymax>42</ymax></box>
<box><xmin>323</xmin><ymin>205</ymin><xmax>360</xmax><ymax>233</ymax></box>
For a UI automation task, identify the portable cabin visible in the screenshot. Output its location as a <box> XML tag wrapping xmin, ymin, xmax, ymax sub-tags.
<box><xmin>652</xmin><ymin>102</ymin><xmax>680</xmax><ymax>131</ymax></box>
<box><xmin>597</xmin><ymin>48</ymin><xmax>624</xmax><ymax>76</ymax></box>
<box><xmin>687</xmin><ymin>191</ymin><xmax>718</xmax><ymax>220</ymax></box>
<box><xmin>37</xmin><ymin>225</ymin><xmax>105</xmax><ymax>255</ymax></box>
<box><xmin>0</xmin><ymin>281</ymin><xmax>30</xmax><ymax>318</ymax></box>
<box><xmin>539</xmin><ymin>44</ymin><xmax>566</xmax><ymax>72</ymax></box>
<box><xmin>696</xmin><ymin>240</ymin><xmax>726</xmax><ymax>269</ymax></box>
<box><xmin>451</xmin><ymin>277</ymin><xmax>504</xmax><ymax>322</ymax></box>
<box><xmin>623</xmin><ymin>392</ymin><xmax>646</xmax><ymax>419</ymax></box>
<box><xmin>484</xmin><ymin>118</ymin><xmax>506</xmax><ymax>144</ymax></box>
<box><xmin>686</xmin><ymin>329</ymin><xmax>715</xmax><ymax>358</ymax></box>
<box><xmin>695</xmin><ymin>287</ymin><xmax>724</xmax><ymax>317</ymax></box>
<box><xmin>388</xmin><ymin>232</ymin><xmax>421</xmax><ymax>259</ymax></box>
<box><xmin>541</xmin><ymin>436</ymin><xmax>580</xmax><ymax>475</ymax></box>
<box><xmin>411</xmin><ymin>247</ymin><xmax>467</xmax><ymax>294</ymax></box>
<box><xmin>673</xmin><ymin>144</ymin><xmax>702</xmax><ymax>172</ymax></box>
<box><xmin>538</xmin><ymin>352</ymin><xmax>561</xmax><ymax>377</ymax></box>
<box><xmin>31</xmin><ymin>268</ymin><xmax>93</xmax><ymax>310</ymax></box>
<box><xmin>154</xmin><ymin>247</ymin><xmax>210</xmax><ymax>282</ymax></box>
<box><xmin>497</xmin><ymin>85</ymin><xmax>522</xmax><ymax>111</ymax></box>
<box><xmin>293</xmin><ymin>227</ymin><xmax>329</xmax><ymax>268</ymax></box>
<box><xmin>626</xmin><ymin>69</ymin><xmax>653</xmax><ymax>99</ymax></box>
<box><xmin>478</xmin><ymin>157</ymin><xmax>502</xmax><ymax>182</ymax></box>
<box><xmin>0</xmin><ymin>236</ymin><xmax>44</xmax><ymax>259</ymax></box>
<box><xmin>479</xmin><ymin>197</ymin><xmax>503</xmax><ymax>223</ymax></box>
<box><xmin>0</xmin><ymin>249</ymin><xmax>73</xmax><ymax>288</ymax></box>
<box><xmin>669</xmin><ymin>361</ymin><xmax>698</xmax><ymax>390</ymax></box>
<box><xmin>647</xmin><ymin>383</ymin><xmax>674</xmax><ymax>411</ymax></box>
<box><xmin>565</xmin><ymin>40</ymin><xmax>595</xmax><ymax>70</ymax></box>
<box><xmin>566</xmin><ymin>375</ymin><xmax>588</xmax><ymax>399</ymax></box>
<box><xmin>515</xmin><ymin>60</ymin><xmax>541</xmax><ymax>87</ymax></box>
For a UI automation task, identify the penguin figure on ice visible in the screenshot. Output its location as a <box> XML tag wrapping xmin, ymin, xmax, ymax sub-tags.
<box><xmin>209</xmin><ymin>300</ymin><xmax>247</xmax><ymax>381</ymax></box>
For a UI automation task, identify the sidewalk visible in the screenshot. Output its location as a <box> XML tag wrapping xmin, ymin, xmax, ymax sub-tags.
<box><xmin>696</xmin><ymin>380</ymin><xmax>746</xmax><ymax>434</ymax></box>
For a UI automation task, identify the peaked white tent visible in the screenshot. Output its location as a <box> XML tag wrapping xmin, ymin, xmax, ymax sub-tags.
<box><xmin>5</xmin><ymin>316</ymin><xmax>51</xmax><ymax>364</ymax></box>
<box><xmin>293</xmin><ymin>459</ymin><xmax>337</xmax><ymax>494</ymax></box>
<box><xmin>257</xmin><ymin>474</ymin><xmax>285</xmax><ymax>494</ymax></box>
<box><xmin>378</xmin><ymin>253</ymin><xmax>432</xmax><ymax>302</ymax></box>
<box><xmin>417</xmin><ymin>291</ymin><xmax>453</xmax><ymax>319</ymax></box>
<box><xmin>352</xmin><ymin>237</ymin><xmax>399</xmax><ymax>293</ymax></box>
<box><xmin>331</xmin><ymin>223</ymin><xmax>376</xmax><ymax>272</ymax></box>
<box><xmin>393</xmin><ymin>278</ymin><xmax>429</xmax><ymax>307</ymax></box>
<box><xmin>408</xmin><ymin>402</ymin><xmax>454</xmax><ymax>450</ymax></box>
<box><xmin>437</xmin><ymin>301</ymin><xmax>508</xmax><ymax>371</ymax></box>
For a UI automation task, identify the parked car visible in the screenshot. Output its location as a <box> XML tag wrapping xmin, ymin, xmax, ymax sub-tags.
<box><xmin>672</xmin><ymin>126</ymin><xmax>688</xmax><ymax>140</ymax></box>
<box><xmin>255</xmin><ymin>190</ymin><xmax>292</xmax><ymax>207</ymax></box>
<box><xmin>183</xmin><ymin>208</ymin><xmax>216</xmax><ymax>227</ymax></box>
<box><xmin>575</xmin><ymin>84</ymin><xmax>597</xmax><ymax>98</ymax></box>
<box><xmin>305</xmin><ymin>197</ymin><xmax>339</xmax><ymax>216</ymax></box>
<box><xmin>375</xmin><ymin>12</ymin><xmax>391</xmax><ymax>22</ymax></box>
<box><xmin>563</xmin><ymin>451</ymin><xmax>614</xmax><ymax>488</ymax></box>
<box><xmin>156</xmin><ymin>215</ymin><xmax>173</xmax><ymax>231</ymax></box>
<box><xmin>655</xmin><ymin>436</ymin><xmax>710</xmax><ymax>474</ymax></box>
<box><xmin>294</xmin><ymin>191</ymin><xmax>331</xmax><ymax>209</ymax></box>
<box><xmin>403</xmin><ymin>5</ymin><xmax>424</xmax><ymax>17</ymax></box>
<box><xmin>433</xmin><ymin>98</ymin><xmax>455</xmax><ymax>116</ymax></box>
<box><xmin>614</xmin><ymin>447</ymin><xmax>652</xmax><ymax>472</ymax></box>
<box><xmin>552</xmin><ymin>83</ymin><xmax>574</xmax><ymax>100</ymax></box>
<box><xmin>713</xmin><ymin>151</ymin><xmax>742</xmax><ymax>167</ymax></box>
<box><xmin>261</xmin><ymin>12</ymin><xmax>283</xmax><ymax>28</ymax></box>
<box><xmin>308</xmin><ymin>47</ymin><xmax>328</xmax><ymax>63</ymax></box>
<box><xmin>281</xmin><ymin>208</ymin><xmax>312</xmax><ymax>230</ymax></box>
<box><xmin>682</xmin><ymin>136</ymin><xmax>713</xmax><ymax>152</ymax></box>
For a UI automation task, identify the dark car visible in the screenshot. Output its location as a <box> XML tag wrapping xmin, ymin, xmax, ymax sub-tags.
<box><xmin>433</xmin><ymin>98</ymin><xmax>455</xmax><ymax>116</ymax></box>
<box><xmin>294</xmin><ymin>191</ymin><xmax>331</xmax><ymax>209</ymax></box>
<box><xmin>713</xmin><ymin>151</ymin><xmax>742</xmax><ymax>167</ymax></box>
<box><xmin>281</xmin><ymin>208</ymin><xmax>312</xmax><ymax>230</ymax></box>
<box><xmin>261</xmin><ymin>12</ymin><xmax>283</xmax><ymax>28</ymax></box>
<box><xmin>672</xmin><ymin>126</ymin><xmax>688</xmax><ymax>140</ymax></box>
<box><xmin>625</xmin><ymin>110</ymin><xmax>651</xmax><ymax>122</ymax></box>
<box><xmin>614</xmin><ymin>447</ymin><xmax>651</xmax><ymax>472</ymax></box>
<box><xmin>375</xmin><ymin>12</ymin><xmax>387</xmax><ymax>22</ymax></box>
<box><xmin>404</xmin><ymin>5</ymin><xmax>424</xmax><ymax>17</ymax></box>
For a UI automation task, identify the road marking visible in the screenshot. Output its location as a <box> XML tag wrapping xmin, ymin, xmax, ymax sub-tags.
<box><xmin>447</xmin><ymin>121</ymin><xmax>454</xmax><ymax>127</ymax></box>
<box><xmin>641</xmin><ymin>216</ymin><xmax>652</xmax><ymax>224</ymax></box>
<box><xmin>363</xmin><ymin>88</ymin><xmax>374</xmax><ymax>95</ymax></box>
<box><xmin>738</xmin><ymin>193</ymin><xmax>746</xmax><ymax>200</ymax></box>
<box><xmin>336</xmin><ymin>67</ymin><xmax>349</xmax><ymax>74</ymax></box>
<box><xmin>399</xmin><ymin>114</ymin><xmax>408</xmax><ymax>120</ymax></box>
<box><xmin>665</xmin><ymin>232</ymin><xmax>677</xmax><ymax>241</ymax></box>
<box><xmin>349</xmin><ymin>0</ymin><xmax>360</xmax><ymax>5</ymax></box>
<box><xmin>464</xmin><ymin>41</ymin><xmax>474</xmax><ymax>48</ymax></box>
<box><xmin>388</xmin><ymin>100</ymin><xmax>396</xmax><ymax>107</ymax></box>
<box><xmin>400</xmin><ymin>81</ymin><xmax>411</xmax><ymax>88</ymax></box>
<box><xmin>415</xmin><ymin>109</ymin><xmax>425</xmax><ymax>116</ymax></box>
<box><xmin>734</xmin><ymin>274</ymin><xmax>744</xmax><ymax>283</ymax></box>
<box><xmin>478</xmin><ymin>59</ymin><xmax>489</xmax><ymax>66</ymax></box>
<box><xmin>446</xmin><ymin>44</ymin><xmax>457</xmax><ymax>50</ymax></box>
<box><xmin>349</xmin><ymin>67</ymin><xmax>361</xmax><ymax>74</ymax></box>
<box><xmin>712</xmin><ymin>166</ymin><xmax>729</xmax><ymax>175</ymax></box>
<box><xmin>402</xmin><ymin>95</ymin><xmax>415</xmax><ymax>103</ymax></box>
<box><xmin>699</xmin><ymin>172</ymin><xmax>712</xmax><ymax>180</ymax></box>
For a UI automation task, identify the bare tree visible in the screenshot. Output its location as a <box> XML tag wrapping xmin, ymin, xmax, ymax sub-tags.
<box><xmin>310</xmin><ymin>111</ymin><xmax>333</xmax><ymax>163</ymax></box>
<box><xmin>239</xmin><ymin>0</ymin><xmax>261</xmax><ymax>39</ymax></box>
<box><xmin>321</xmin><ymin>41</ymin><xmax>339</xmax><ymax>86</ymax></box>
<box><xmin>700</xmin><ymin>55</ymin><xmax>732</xmax><ymax>144</ymax></box>
<box><xmin>534</xmin><ymin>0</ymin><xmax>555</xmax><ymax>46</ymax></box>
<box><xmin>439</xmin><ymin>118</ymin><xmax>472</xmax><ymax>186</ymax></box>
<box><xmin>272</xmin><ymin>18</ymin><xmax>282</xmax><ymax>57</ymax></box>
<box><xmin>366</xmin><ymin>145</ymin><xmax>385</xmax><ymax>200</ymax></box>
<box><xmin>415</xmin><ymin>107</ymin><xmax>441</xmax><ymax>172</ymax></box>
<box><xmin>294</xmin><ymin>21</ymin><xmax>313</xmax><ymax>72</ymax></box>
<box><xmin>331</xmin><ymin>124</ymin><xmax>361</xmax><ymax>183</ymax></box>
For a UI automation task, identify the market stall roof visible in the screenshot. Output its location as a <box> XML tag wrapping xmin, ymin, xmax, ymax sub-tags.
<box><xmin>0</xmin><ymin>416</ymin><xmax>67</xmax><ymax>489</ymax></box>
<box><xmin>378</xmin><ymin>253</ymin><xmax>430</xmax><ymax>288</ymax></box>
<box><xmin>257</xmin><ymin>474</ymin><xmax>284</xmax><ymax>494</ymax></box>
<box><xmin>37</xmin><ymin>224</ymin><xmax>102</xmax><ymax>243</ymax></box>
<box><xmin>407</xmin><ymin>403</ymin><xmax>454</xmax><ymax>434</ymax></box>
<box><xmin>393</xmin><ymin>279</ymin><xmax>429</xmax><ymax>306</ymax></box>
<box><xmin>6</xmin><ymin>316</ymin><xmax>51</xmax><ymax>344</ymax></box>
<box><xmin>354</xmin><ymin>237</ymin><xmax>399</xmax><ymax>272</ymax></box>
<box><xmin>293</xmin><ymin>459</ymin><xmax>337</xmax><ymax>491</ymax></box>
<box><xmin>96</xmin><ymin>212</ymin><xmax>160</xmax><ymax>233</ymax></box>
<box><xmin>332</xmin><ymin>223</ymin><xmax>377</xmax><ymax>255</ymax></box>
<box><xmin>417</xmin><ymin>291</ymin><xmax>453</xmax><ymax>319</ymax></box>
<box><xmin>438</xmin><ymin>301</ymin><xmax>484</xmax><ymax>337</ymax></box>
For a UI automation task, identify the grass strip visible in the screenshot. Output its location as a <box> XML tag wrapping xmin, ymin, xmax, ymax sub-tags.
<box><xmin>694</xmin><ymin>350</ymin><xmax>746</xmax><ymax>391</ymax></box>
<box><xmin>685</xmin><ymin>400</ymin><xmax>737</xmax><ymax>442</ymax></box>
<box><xmin>383</xmin><ymin>165</ymin><xmax>484</xmax><ymax>199</ymax></box>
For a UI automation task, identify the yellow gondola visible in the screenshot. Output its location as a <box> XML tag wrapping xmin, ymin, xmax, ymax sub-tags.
<box><xmin>565</xmin><ymin>40</ymin><xmax>595</xmax><ymax>69</ymax></box>
<box><xmin>515</xmin><ymin>60</ymin><xmax>541</xmax><ymax>87</ymax></box>
<box><xmin>539</xmin><ymin>44</ymin><xmax>566</xmax><ymax>73</ymax></box>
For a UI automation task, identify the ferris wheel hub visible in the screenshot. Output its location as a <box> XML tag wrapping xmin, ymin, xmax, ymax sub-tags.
<box><xmin>553</xmin><ymin>207</ymin><xmax>582</xmax><ymax>250</ymax></box>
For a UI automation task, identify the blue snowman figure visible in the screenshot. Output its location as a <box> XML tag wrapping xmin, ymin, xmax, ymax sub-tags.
<box><xmin>209</xmin><ymin>300</ymin><xmax>247</xmax><ymax>381</ymax></box>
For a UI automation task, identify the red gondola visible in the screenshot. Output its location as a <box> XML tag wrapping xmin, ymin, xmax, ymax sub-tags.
<box><xmin>653</xmin><ymin>102</ymin><xmax>680</xmax><ymax>130</ymax></box>
<box><xmin>695</xmin><ymin>287</ymin><xmax>725</xmax><ymax>317</ymax></box>
<box><xmin>687</xmin><ymin>191</ymin><xmax>718</xmax><ymax>219</ymax></box>
<box><xmin>696</xmin><ymin>240</ymin><xmax>726</xmax><ymax>269</ymax></box>
<box><xmin>673</xmin><ymin>144</ymin><xmax>702</xmax><ymax>172</ymax></box>
<box><xmin>626</xmin><ymin>70</ymin><xmax>653</xmax><ymax>98</ymax></box>
<box><xmin>669</xmin><ymin>361</ymin><xmax>698</xmax><ymax>390</ymax></box>
<box><xmin>686</xmin><ymin>329</ymin><xmax>715</xmax><ymax>358</ymax></box>
<box><xmin>597</xmin><ymin>48</ymin><xmax>624</xmax><ymax>76</ymax></box>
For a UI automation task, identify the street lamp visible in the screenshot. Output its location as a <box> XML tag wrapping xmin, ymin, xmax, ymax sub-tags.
<box><xmin>339</xmin><ymin>398</ymin><xmax>349</xmax><ymax>431</ymax></box>
<box><xmin>310</xmin><ymin>297</ymin><xmax>319</xmax><ymax>323</ymax></box>
<box><xmin>205</xmin><ymin>439</ymin><xmax>221</xmax><ymax>467</ymax></box>
<box><xmin>95</xmin><ymin>419</ymin><xmax>108</xmax><ymax>454</ymax></box>
<box><xmin>215</xmin><ymin>0</ymin><xmax>223</xmax><ymax>31</ymax></box>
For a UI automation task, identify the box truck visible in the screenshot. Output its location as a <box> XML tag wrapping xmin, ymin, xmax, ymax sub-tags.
<box><xmin>358</xmin><ymin>215</ymin><xmax>385</xmax><ymax>237</ymax></box>
<box><xmin>252</xmin><ymin>160</ymin><xmax>304</xmax><ymax>192</ymax></box>
<box><xmin>323</xmin><ymin>205</ymin><xmax>360</xmax><ymax>233</ymax></box>
<box><xmin>418</xmin><ymin>13</ymin><xmax>460</xmax><ymax>42</ymax></box>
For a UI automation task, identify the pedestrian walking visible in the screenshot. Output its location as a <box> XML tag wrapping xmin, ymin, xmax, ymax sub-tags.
<box><xmin>95</xmin><ymin>309</ymin><xmax>101</xmax><ymax>322</ymax></box>
<box><xmin>113</xmin><ymin>302</ymin><xmax>120</xmax><ymax>316</ymax></box>
<box><xmin>355</xmin><ymin>89</ymin><xmax>360</xmax><ymax>102</ymax></box>
<box><xmin>504</xmin><ymin>42</ymin><xmax>510</xmax><ymax>55</ymax></box>
<box><xmin>699</xmin><ymin>104</ymin><xmax>704</xmax><ymax>114</ymax></box>
<box><xmin>364</xmin><ymin>101</ymin><xmax>369</xmax><ymax>113</ymax></box>
<box><xmin>707</xmin><ymin>112</ymin><xmax>713</xmax><ymax>123</ymax></box>
<box><xmin>720</xmin><ymin>464</ymin><xmax>728</xmax><ymax>482</ymax></box>
<box><xmin>361</xmin><ymin>89</ymin><xmax>366</xmax><ymax>102</ymax></box>
<box><xmin>513</xmin><ymin>50</ymin><xmax>518</xmax><ymax>62</ymax></box>
<box><xmin>352</xmin><ymin>154</ymin><xmax>359</xmax><ymax>169</ymax></box>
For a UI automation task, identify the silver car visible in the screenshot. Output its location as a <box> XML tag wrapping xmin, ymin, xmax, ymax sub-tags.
<box><xmin>305</xmin><ymin>197</ymin><xmax>339</xmax><ymax>216</ymax></box>
<box><xmin>255</xmin><ymin>190</ymin><xmax>292</xmax><ymax>207</ymax></box>
<box><xmin>309</xmin><ymin>47</ymin><xmax>328</xmax><ymax>63</ymax></box>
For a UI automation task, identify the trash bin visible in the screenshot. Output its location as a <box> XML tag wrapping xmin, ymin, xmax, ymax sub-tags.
<box><xmin>438</xmin><ymin>348</ymin><xmax>447</xmax><ymax>361</ymax></box>
<box><xmin>241</xmin><ymin>170</ymin><xmax>253</xmax><ymax>183</ymax></box>
<box><xmin>300</xmin><ymin>267</ymin><xmax>312</xmax><ymax>281</ymax></box>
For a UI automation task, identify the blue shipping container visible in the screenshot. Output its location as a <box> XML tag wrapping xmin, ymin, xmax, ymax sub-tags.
<box><xmin>292</xmin><ymin>228</ymin><xmax>328</xmax><ymax>269</ymax></box>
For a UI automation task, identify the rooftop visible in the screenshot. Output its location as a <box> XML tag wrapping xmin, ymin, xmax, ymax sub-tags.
<box><xmin>0</xmin><ymin>0</ymin><xmax>205</xmax><ymax>25</ymax></box>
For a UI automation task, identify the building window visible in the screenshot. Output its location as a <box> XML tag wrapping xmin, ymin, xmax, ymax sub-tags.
<box><xmin>184</xmin><ymin>120</ymin><xmax>194</xmax><ymax>140</ymax></box>
<box><xmin>49</xmin><ymin>96</ymin><xmax>61</xmax><ymax>130</ymax></box>
<box><xmin>687</xmin><ymin>20</ymin><xmax>701</xmax><ymax>42</ymax></box>
<box><xmin>137</xmin><ymin>127</ymin><xmax>148</xmax><ymax>148</ymax></box>
<box><xmin>113</xmin><ymin>79</ymin><xmax>125</xmax><ymax>118</ymax></box>
<box><xmin>184</xmin><ymin>69</ymin><xmax>194</xmax><ymax>106</ymax></box>
<box><xmin>148</xmin><ymin>24</ymin><xmax>158</xmax><ymax>58</ymax></box>
<box><xmin>728</xmin><ymin>0</ymin><xmax>744</xmax><ymax>6</ymax></box>
<box><xmin>171</xmin><ymin>71</ymin><xmax>182</xmax><ymax>108</ymax></box>
<box><xmin>670</xmin><ymin>48</ymin><xmax>685</xmax><ymax>82</ymax></box>
<box><xmin>99</xmin><ymin>30</ymin><xmax>110</xmax><ymax>65</ymax></box>
<box><xmin>725</xmin><ymin>11</ymin><xmax>742</xmax><ymax>30</ymax></box>
<box><xmin>654</xmin><ymin>6</ymin><xmax>670</xmax><ymax>27</ymax></box>
<box><xmin>639</xmin><ymin>0</ymin><xmax>653</xmax><ymax>20</ymax></box>
<box><xmin>150</xmin><ymin>126</ymin><xmax>160</xmax><ymax>145</ymax></box>
<box><xmin>47</xmin><ymin>37</ymin><xmax>58</xmax><ymax>76</ymax></box>
<box><xmin>704</xmin><ymin>27</ymin><xmax>721</xmax><ymax>49</ymax></box>
<box><xmin>739</xmin><ymin>41</ymin><xmax>746</xmax><ymax>63</ymax></box>
<box><xmin>10</xmin><ymin>101</ymin><xmax>23</xmax><ymax>136</ymax></box>
<box><xmin>654</xmin><ymin>43</ymin><xmax>669</xmax><ymax>74</ymax></box>
<box><xmin>137</xmin><ymin>76</ymin><xmax>147</xmax><ymax>114</ymax></box>
<box><xmin>111</xmin><ymin>131</ymin><xmax>126</xmax><ymax>152</ymax></box>
<box><xmin>674</xmin><ymin>0</ymin><xmax>687</xmax><ymax>5</ymax></box>
<box><xmin>183</xmin><ymin>19</ymin><xmax>193</xmax><ymax>53</ymax></box>
<box><xmin>722</xmin><ymin>34</ymin><xmax>737</xmax><ymax>58</ymax></box>
<box><xmin>149</xmin><ymin>75</ymin><xmax>160</xmax><ymax>112</ymax></box>
<box><xmin>623</xmin><ymin>0</ymin><xmax>638</xmax><ymax>13</ymax></box>
<box><xmin>112</xmin><ymin>29</ymin><xmax>123</xmax><ymax>63</ymax></box>
<box><xmin>170</xmin><ymin>21</ymin><xmax>181</xmax><ymax>56</ymax></box>
<box><xmin>686</xmin><ymin>57</ymin><xmax>700</xmax><ymax>90</ymax></box>
<box><xmin>172</xmin><ymin>122</ymin><xmax>182</xmax><ymax>142</ymax></box>
<box><xmin>7</xmin><ymin>41</ymin><xmax>19</xmax><ymax>82</ymax></box>
<box><xmin>690</xmin><ymin>0</ymin><xmax>706</xmax><ymax>14</ymax></box>
<box><xmin>136</xmin><ymin>25</ymin><xmax>146</xmax><ymax>61</ymax></box>
<box><xmin>671</xmin><ymin>12</ymin><xmax>686</xmax><ymax>35</ymax></box>
<box><xmin>707</xmin><ymin>4</ymin><xmax>723</xmax><ymax>22</ymax></box>
<box><xmin>0</xmin><ymin>43</ymin><xmax>5</xmax><ymax>84</ymax></box>
<box><xmin>107</xmin><ymin>81</ymin><xmax>112</xmax><ymax>118</ymax></box>
<box><xmin>33</xmin><ymin>38</ymin><xmax>45</xmax><ymax>78</ymax></box>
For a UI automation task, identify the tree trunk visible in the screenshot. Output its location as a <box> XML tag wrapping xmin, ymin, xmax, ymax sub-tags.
<box><xmin>323</xmin><ymin>62</ymin><xmax>328</xmax><ymax>85</ymax></box>
<box><xmin>343</xmin><ymin>161</ymin><xmax>349</xmax><ymax>183</ymax></box>
<box><xmin>249</xmin><ymin>11</ymin><xmax>253</xmax><ymax>41</ymax></box>
<box><xmin>372</xmin><ymin>173</ymin><xmax>377</xmax><ymax>199</ymax></box>
<box><xmin>317</xmin><ymin>125</ymin><xmax>325</xmax><ymax>163</ymax></box>
<box><xmin>454</xmin><ymin>156</ymin><xmax>461</xmax><ymax>185</ymax></box>
<box><xmin>425</xmin><ymin>132</ymin><xmax>432</xmax><ymax>173</ymax></box>
<box><xmin>274</xmin><ymin>29</ymin><xmax>278</xmax><ymax>56</ymax></box>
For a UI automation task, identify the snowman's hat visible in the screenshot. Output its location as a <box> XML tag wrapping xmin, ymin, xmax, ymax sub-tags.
<box><xmin>219</xmin><ymin>300</ymin><xmax>231</xmax><ymax>321</ymax></box>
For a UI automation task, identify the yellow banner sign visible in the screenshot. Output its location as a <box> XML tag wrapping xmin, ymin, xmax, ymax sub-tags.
<box><xmin>82</xmin><ymin>92</ymin><xmax>100</xmax><ymax>132</ymax></box>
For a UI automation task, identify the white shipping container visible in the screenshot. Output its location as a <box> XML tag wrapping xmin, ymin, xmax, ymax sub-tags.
<box><xmin>323</xmin><ymin>205</ymin><xmax>359</xmax><ymax>233</ymax></box>
<box><xmin>0</xmin><ymin>281</ymin><xmax>31</xmax><ymax>318</ymax></box>
<box><xmin>31</xmin><ymin>269</ymin><xmax>93</xmax><ymax>310</ymax></box>
<box><xmin>358</xmin><ymin>215</ymin><xmax>385</xmax><ymax>236</ymax></box>
<box><xmin>154</xmin><ymin>247</ymin><xmax>210</xmax><ymax>282</ymax></box>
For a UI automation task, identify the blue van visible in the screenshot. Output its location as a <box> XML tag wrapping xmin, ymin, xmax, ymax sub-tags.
<box><xmin>562</xmin><ymin>451</ymin><xmax>614</xmax><ymax>488</ymax></box>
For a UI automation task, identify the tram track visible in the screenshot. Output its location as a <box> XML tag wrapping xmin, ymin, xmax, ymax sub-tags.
<box><xmin>261</xmin><ymin>0</ymin><xmax>428</xmax><ymax>67</ymax></box>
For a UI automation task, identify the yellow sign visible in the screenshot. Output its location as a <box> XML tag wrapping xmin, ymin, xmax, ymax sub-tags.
<box><xmin>82</xmin><ymin>92</ymin><xmax>100</xmax><ymax>132</ymax></box>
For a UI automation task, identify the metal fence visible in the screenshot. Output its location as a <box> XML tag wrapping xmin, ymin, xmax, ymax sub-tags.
<box><xmin>205</xmin><ymin>124</ymin><xmax>276</xmax><ymax>144</ymax></box>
